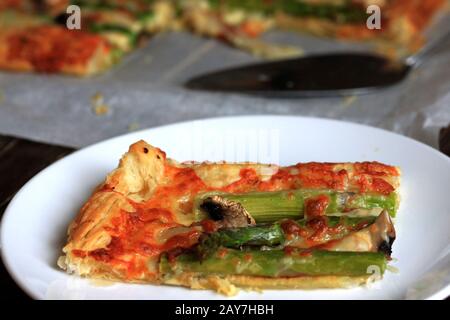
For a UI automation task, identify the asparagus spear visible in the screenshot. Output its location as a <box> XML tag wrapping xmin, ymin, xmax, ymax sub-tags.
<box><xmin>196</xmin><ymin>223</ymin><xmax>285</xmax><ymax>260</ymax></box>
<box><xmin>194</xmin><ymin>189</ymin><xmax>398</xmax><ymax>223</ymax></box>
<box><xmin>160</xmin><ymin>248</ymin><xmax>386</xmax><ymax>278</ymax></box>
<box><xmin>195</xmin><ymin>216</ymin><xmax>376</xmax><ymax>259</ymax></box>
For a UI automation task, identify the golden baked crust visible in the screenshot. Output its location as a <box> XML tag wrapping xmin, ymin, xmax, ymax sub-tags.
<box><xmin>59</xmin><ymin>140</ymin><xmax>400</xmax><ymax>295</ymax></box>
<box><xmin>162</xmin><ymin>273</ymin><xmax>374</xmax><ymax>296</ymax></box>
<box><xmin>60</xmin><ymin>141</ymin><xmax>166</xmax><ymax>279</ymax></box>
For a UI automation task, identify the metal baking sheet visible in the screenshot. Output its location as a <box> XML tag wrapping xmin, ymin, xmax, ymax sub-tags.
<box><xmin>0</xmin><ymin>16</ymin><xmax>450</xmax><ymax>149</ymax></box>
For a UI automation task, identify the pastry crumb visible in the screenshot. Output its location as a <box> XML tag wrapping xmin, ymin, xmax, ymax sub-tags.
<box><xmin>93</xmin><ymin>104</ymin><xmax>109</xmax><ymax>115</ymax></box>
<box><xmin>342</xmin><ymin>95</ymin><xmax>357</xmax><ymax>108</ymax></box>
<box><xmin>143</xmin><ymin>55</ymin><xmax>153</xmax><ymax>65</ymax></box>
<box><xmin>91</xmin><ymin>92</ymin><xmax>104</xmax><ymax>105</ymax></box>
<box><xmin>91</xmin><ymin>92</ymin><xmax>110</xmax><ymax>116</ymax></box>
<box><xmin>128</xmin><ymin>122</ymin><xmax>140</xmax><ymax>131</ymax></box>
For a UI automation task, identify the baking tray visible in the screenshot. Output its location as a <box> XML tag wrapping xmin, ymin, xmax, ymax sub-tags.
<box><xmin>0</xmin><ymin>10</ymin><xmax>449</xmax><ymax>148</ymax></box>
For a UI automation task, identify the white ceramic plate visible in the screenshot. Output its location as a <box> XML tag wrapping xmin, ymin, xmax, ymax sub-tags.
<box><xmin>1</xmin><ymin>116</ymin><xmax>450</xmax><ymax>300</ymax></box>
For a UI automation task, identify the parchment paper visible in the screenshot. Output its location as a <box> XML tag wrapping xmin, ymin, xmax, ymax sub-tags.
<box><xmin>0</xmin><ymin>26</ymin><xmax>450</xmax><ymax>149</ymax></box>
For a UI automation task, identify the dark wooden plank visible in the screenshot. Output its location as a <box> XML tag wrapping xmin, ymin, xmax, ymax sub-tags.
<box><xmin>0</xmin><ymin>259</ymin><xmax>30</xmax><ymax>300</ymax></box>
<box><xmin>439</xmin><ymin>123</ymin><xmax>450</xmax><ymax>157</ymax></box>
<box><xmin>0</xmin><ymin>136</ymin><xmax>16</xmax><ymax>155</ymax></box>
<box><xmin>0</xmin><ymin>135</ymin><xmax>75</xmax><ymax>300</ymax></box>
<box><xmin>0</xmin><ymin>139</ymin><xmax>74</xmax><ymax>210</ymax></box>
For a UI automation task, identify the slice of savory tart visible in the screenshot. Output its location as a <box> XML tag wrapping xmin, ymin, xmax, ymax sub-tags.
<box><xmin>58</xmin><ymin>140</ymin><xmax>400</xmax><ymax>295</ymax></box>
<box><xmin>182</xmin><ymin>0</ymin><xmax>447</xmax><ymax>58</ymax></box>
<box><xmin>0</xmin><ymin>25</ymin><xmax>114</xmax><ymax>76</ymax></box>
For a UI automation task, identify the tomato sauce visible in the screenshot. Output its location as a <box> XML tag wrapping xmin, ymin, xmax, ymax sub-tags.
<box><xmin>296</xmin><ymin>163</ymin><xmax>347</xmax><ymax>190</ymax></box>
<box><xmin>304</xmin><ymin>195</ymin><xmax>330</xmax><ymax>218</ymax></box>
<box><xmin>217</xmin><ymin>248</ymin><xmax>229</xmax><ymax>259</ymax></box>
<box><xmin>0</xmin><ymin>0</ymin><xmax>29</xmax><ymax>10</ymax></box>
<box><xmin>370</xmin><ymin>177</ymin><xmax>395</xmax><ymax>195</ymax></box>
<box><xmin>239</xmin><ymin>20</ymin><xmax>266</xmax><ymax>38</ymax></box>
<box><xmin>7</xmin><ymin>26</ymin><xmax>108</xmax><ymax>72</ymax></box>
<box><xmin>259</xmin><ymin>168</ymin><xmax>297</xmax><ymax>191</ymax></box>
<box><xmin>72</xmin><ymin>250</ymin><xmax>87</xmax><ymax>258</ymax></box>
<box><xmin>200</xmin><ymin>219</ymin><xmax>219</xmax><ymax>233</ymax></box>
<box><xmin>85</xmin><ymin>165</ymin><xmax>211</xmax><ymax>276</ymax></box>
<box><xmin>281</xmin><ymin>220</ymin><xmax>308</xmax><ymax>239</ymax></box>
<box><xmin>221</xmin><ymin>168</ymin><xmax>260</xmax><ymax>193</ymax></box>
<box><xmin>281</xmin><ymin>216</ymin><xmax>351</xmax><ymax>247</ymax></box>
<box><xmin>284</xmin><ymin>246</ymin><xmax>295</xmax><ymax>256</ymax></box>
<box><xmin>305</xmin><ymin>217</ymin><xmax>329</xmax><ymax>243</ymax></box>
<box><xmin>223</xmin><ymin>162</ymin><xmax>396</xmax><ymax>195</ymax></box>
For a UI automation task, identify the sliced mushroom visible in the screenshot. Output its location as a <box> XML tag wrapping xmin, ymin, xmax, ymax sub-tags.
<box><xmin>323</xmin><ymin>210</ymin><xmax>396</xmax><ymax>256</ymax></box>
<box><xmin>200</xmin><ymin>196</ymin><xmax>256</xmax><ymax>229</ymax></box>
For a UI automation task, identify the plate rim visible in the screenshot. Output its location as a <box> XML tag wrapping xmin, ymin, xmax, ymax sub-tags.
<box><xmin>1</xmin><ymin>114</ymin><xmax>450</xmax><ymax>300</ymax></box>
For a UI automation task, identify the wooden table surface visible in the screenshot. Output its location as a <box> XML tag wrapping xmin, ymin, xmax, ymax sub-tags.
<box><xmin>0</xmin><ymin>135</ymin><xmax>74</xmax><ymax>299</ymax></box>
<box><xmin>1</xmin><ymin>126</ymin><xmax>449</xmax><ymax>299</ymax></box>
